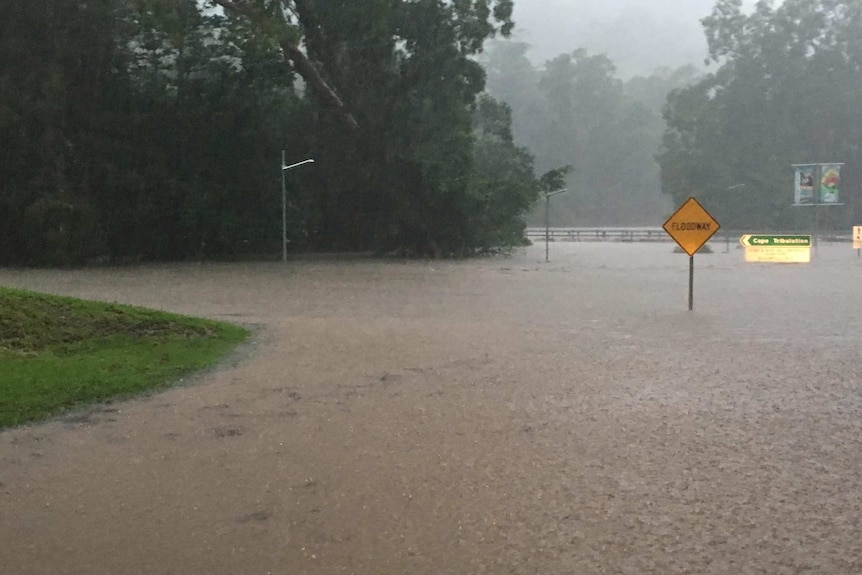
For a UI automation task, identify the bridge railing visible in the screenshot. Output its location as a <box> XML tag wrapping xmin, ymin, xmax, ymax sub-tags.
<box><xmin>525</xmin><ymin>227</ymin><xmax>668</xmax><ymax>242</ymax></box>
<box><xmin>525</xmin><ymin>227</ymin><xmax>854</xmax><ymax>244</ymax></box>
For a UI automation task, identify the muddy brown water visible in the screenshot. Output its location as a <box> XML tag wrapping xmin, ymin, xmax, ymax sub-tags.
<box><xmin>1</xmin><ymin>242</ymin><xmax>861</xmax><ymax>574</ymax></box>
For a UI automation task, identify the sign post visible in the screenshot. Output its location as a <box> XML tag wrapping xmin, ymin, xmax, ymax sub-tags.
<box><xmin>853</xmin><ymin>226</ymin><xmax>862</xmax><ymax>256</ymax></box>
<box><xmin>543</xmin><ymin>188</ymin><xmax>568</xmax><ymax>262</ymax></box>
<box><xmin>662</xmin><ymin>197</ymin><xmax>720</xmax><ymax>311</ymax></box>
<box><xmin>793</xmin><ymin>163</ymin><xmax>845</xmax><ymax>254</ymax></box>
<box><xmin>281</xmin><ymin>152</ymin><xmax>314</xmax><ymax>263</ymax></box>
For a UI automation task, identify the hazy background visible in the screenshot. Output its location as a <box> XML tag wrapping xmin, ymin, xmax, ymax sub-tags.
<box><xmin>481</xmin><ymin>0</ymin><xmax>773</xmax><ymax>227</ymax></box>
<box><xmin>510</xmin><ymin>0</ymin><xmax>762</xmax><ymax>77</ymax></box>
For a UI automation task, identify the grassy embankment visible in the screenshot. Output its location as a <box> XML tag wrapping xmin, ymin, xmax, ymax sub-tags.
<box><xmin>0</xmin><ymin>286</ymin><xmax>248</xmax><ymax>428</ymax></box>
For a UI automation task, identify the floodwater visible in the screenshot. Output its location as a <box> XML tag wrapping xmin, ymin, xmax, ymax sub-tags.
<box><xmin>1</xmin><ymin>241</ymin><xmax>860</xmax><ymax>574</ymax></box>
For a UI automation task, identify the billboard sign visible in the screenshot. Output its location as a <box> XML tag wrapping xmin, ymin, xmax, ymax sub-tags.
<box><xmin>793</xmin><ymin>163</ymin><xmax>843</xmax><ymax>205</ymax></box>
<box><xmin>794</xmin><ymin>164</ymin><xmax>815</xmax><ymax>205</ymax></box>
<box><xmin>819</xmin><ymin>164</ymin><xmax>841</xmax><ymax>204</ymax></box>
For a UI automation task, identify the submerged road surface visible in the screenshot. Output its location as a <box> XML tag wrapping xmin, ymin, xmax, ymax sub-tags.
<box><xmin>1</xmin><ymin>243</ymin><xmax>861</xmax><ymax>574</ymax></box>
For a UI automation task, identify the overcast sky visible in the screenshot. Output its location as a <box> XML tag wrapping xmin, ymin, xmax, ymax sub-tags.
<box><xmin>508</xmin><ymin>0</ymin><xmax>762</xmax><ymax>76</ymax></box>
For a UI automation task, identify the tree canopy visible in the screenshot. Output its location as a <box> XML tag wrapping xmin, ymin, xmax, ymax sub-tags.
<box><xmin>0</xmin><ymin>0</ymin><xmax>547</xmax><ymax>265</ymax></box>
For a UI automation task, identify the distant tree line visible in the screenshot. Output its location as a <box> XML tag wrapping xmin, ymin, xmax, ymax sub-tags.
<box><xmin>484</xmin><ymin>0</ymin><xmax>862</xmax><ymax>232</ymax></box>
<box><xmin>0</xmin><ymin>0</ymin><xmax>554</xmax><ymax>266</ymax></box>
<box><xmin>658</xmin><ymin>0</ymin><xmax>862</xmax><ymax>231</ymax></box>
<box><xmin>480</xmin><ymin>41</ymin><xmax>697</xmax><ymax>227</ymax></box>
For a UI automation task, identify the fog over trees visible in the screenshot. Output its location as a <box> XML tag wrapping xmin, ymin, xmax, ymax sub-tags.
<box><xmin>659</xmin><ymin>0</ymin><xmax>861</xmax><ymax>232</ymax></box>
<box><xmin>509</xmin><ymin>0</ymin><xmax>763</xmax><ymax>77</ymax></box>
<box><xmin>479</xmin><ymin>41</ymin><xmax>695</xmax><ymax>226</ymax></box>
<box><xmin>484</xmin><ymin>0</ymin><xmax>860</xmax><ymax>231</ymax></box>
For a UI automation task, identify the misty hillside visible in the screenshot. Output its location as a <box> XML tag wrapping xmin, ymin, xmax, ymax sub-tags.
<box><xmin>479</xmin><ymin>41</ymin><xmax>697</xmax><ymax>227</ymax></box>
<box><xmin>510</xmin><ymin>0</ymin><xmax>759</xmax><ymax>77</ymax></box>
<box><xmin>482</xmin><ymin>0</ymin><xmax>785</xmax><ymax>228</ymax></box>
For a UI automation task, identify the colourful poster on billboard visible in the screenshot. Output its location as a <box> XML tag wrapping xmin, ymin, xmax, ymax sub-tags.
<box><xmin>794</xmin><ymin>164</ymin><xmax>815</xmax><ymax>204</ymax></box>
<box><xmin>819</xmin><ymin>164</ymin><xmax>841</xmax><ymax>204</ymax></box>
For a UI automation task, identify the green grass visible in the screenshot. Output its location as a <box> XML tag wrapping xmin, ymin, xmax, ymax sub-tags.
<box><xmin>0</xmin><ymin>286</ymin><xmax>249</xmax><ymax>428</ymax></box>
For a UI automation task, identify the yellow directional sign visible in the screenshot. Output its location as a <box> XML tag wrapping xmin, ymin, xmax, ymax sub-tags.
<box><xmin>854</xmin><ymin>226</ymin><xmax>862</xmax><ymax>250</ymax></box>
<box><xmin>743</xmin><ymin>246</ymin><xmax>812</xmax><ymax>263</ymax></box>
<box><xmin>663</xmin><ymin>197</ymin><xmax>720</xmax><ymax>256</ymax></box>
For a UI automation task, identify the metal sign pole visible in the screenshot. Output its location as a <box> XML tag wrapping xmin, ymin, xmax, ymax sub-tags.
<box><xmin>689</xmin><ymin>255</ymin><xmax>694</xmax><ymax>311</ymax></box>
<box><xmin>543</xmin><ymin>189</ymin><xmax>568</xmax><ymax>262</ymax></box>
<box><xmin>280</xmin><ymin>155</ymin><xmax>315</xmax><ymax>263</ymax></box>
<box><xmin>545</xmin><ymin>194</ymin><xmax>550</xmax><ymax>262</ymax></box>
<box><xmin>813</xmin><ymin>163</ymin><xmax>821</xmax><ymax>255</ymax></box>
<box><xmin>281</xmin><ymin>150</ymin><xmax>287</xmax><ymax>263</ymax></box>
<box><xmin>662</xmin><ymin>197</ymin><xmax>720</xmax><ymax>311</ymax></box>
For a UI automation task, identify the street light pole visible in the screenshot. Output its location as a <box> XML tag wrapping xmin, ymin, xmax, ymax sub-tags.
<box><xmin>724</xmin><ymin>183</ymin><xmax>746</xmax><ymax>252</ymax></box>
<box><xmin>544</xmin><ymin>188</ymin><xmax>568</xmax><ymax>262</ymax></box>
<box><xmin>281</xmin><ymin>151</ymin><xmax>314</xmax><ymax>263</ymax></box>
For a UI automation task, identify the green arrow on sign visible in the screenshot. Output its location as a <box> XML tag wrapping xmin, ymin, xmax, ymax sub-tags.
<box><xmin>739</xmin><ymin>234</ymin><xmax>812</xmax><ymax>247</ymax></box>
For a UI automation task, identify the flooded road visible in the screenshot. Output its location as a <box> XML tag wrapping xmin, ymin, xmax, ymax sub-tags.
<box><xmin>1</xmin><ymin>242</ymin><xmax>861</xmax><ymax>574</ymax></box>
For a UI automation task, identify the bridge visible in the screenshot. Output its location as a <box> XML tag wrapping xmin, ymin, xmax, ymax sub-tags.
<box><xmin>525</xmin><ymin>227</ymin><xmax>854</xmax><ymax>245</ymax></box>
<box><xmin>525</xmin><ymin>227</ymin><xmax>668</xmax><ymax>242</ymax></box>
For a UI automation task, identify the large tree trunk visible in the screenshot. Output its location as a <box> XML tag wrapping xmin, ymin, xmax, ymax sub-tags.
<box><xmin>213</xmin><ymin>0</ymin><xmax>357</xmax><ymax>130</ymax></box>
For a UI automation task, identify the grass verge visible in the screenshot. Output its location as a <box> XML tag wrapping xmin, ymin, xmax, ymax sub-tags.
<box><xmin>0</xmin><ymin>286</ymin><xmax>249</xmax><ymax>429</ymax></box>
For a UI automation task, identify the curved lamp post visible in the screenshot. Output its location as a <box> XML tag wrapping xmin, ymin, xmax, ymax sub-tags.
<box><xmin>544</xmin><ymin>188</ymin><xmax>568</xmax><ymax>262</ymax></box>
<box><xmin>722</xmin><ymin>183</ymin><xmax>746</xmax><ymax>251</ymax></box>
<box><xmin>281</xmin><ymin>151</ymin><xmax>314</xmax><ymax>262</ymax></box>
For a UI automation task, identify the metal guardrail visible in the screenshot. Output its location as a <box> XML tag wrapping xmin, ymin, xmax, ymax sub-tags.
<box><xmin>526</xmin><ymin>227</ymin><xmax>668</xmax><ymax>242</ymax></box>
<box><xmin>526</xmin><ymin>227</ymin><xmax>855</xmax><ymax>244</ymax></box>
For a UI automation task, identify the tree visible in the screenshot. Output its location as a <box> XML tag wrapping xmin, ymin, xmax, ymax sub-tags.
<box><xmin>481</xmin><ymin>41</ymin><xmax>691</xmax><ymax>226</ymax></box>
<box><xmin>0</xmin><ymin>0</ymin><xmax>135</xmax><ymax>265</ymax></box>
<box><xmin>0</xmin><ymin>0</ymin><xmax>306</xmax><ymax>264</ymax></box>
<box><xmin>658</xmin><ymin>0</ymin><xmax>862</xmax><ymax>231</ymax></box>
<box><xmin>1</xmin><ymin>0</ymin><xmax>539</xmax><ymax>264</ymax></box>
<box><xmin>466</xmin><ymin>95</ymin><xmax>543</xmax><ymax>250</ymax></box>
<box><xmin>211</xmin><ymin>0</ymin><xmax>522</xmax><ymax>256</ymax></box>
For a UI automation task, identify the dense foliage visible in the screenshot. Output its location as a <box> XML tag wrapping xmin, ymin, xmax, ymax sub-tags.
<box><xmin>0</xmin><ymin>0</ymin><xmax>546</xmax><ymax>265</ymax></box>
<box><xmin>12</xmin><ymin>0</ymin><xmax>850</xmax><ymax>262</ymax></box>
<box><xmin>658</xmin><ymin>0</ymin><xmax>862</xmax><ymax>231</ymax></box>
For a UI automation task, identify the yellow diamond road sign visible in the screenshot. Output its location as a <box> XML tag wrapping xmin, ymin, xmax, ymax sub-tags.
<box><xmin>663</xmin><ymin>197</ymin><xmax>720</xmax><ymax>256</ymax></box>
